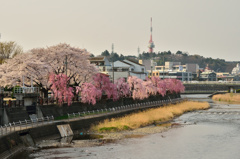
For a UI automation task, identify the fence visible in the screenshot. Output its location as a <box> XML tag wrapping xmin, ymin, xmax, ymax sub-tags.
<box><xmin>0</xmin><ymin>100</ymin><xmax>24</xmax><ymax>108</ymax></box>
<box><xmin>0</xmin><ymin>116</ymin><xmax>54</xmax><ymax>136</ymax></box>
<box><xmin>38</xmin><ymin>96</ymin><xmax>80</xmax><ymax>106</ymax></box>
<box><xmin>183</xmin><ymin>81</ymin><xmax>240</xmax><ymax>85</ymax></box>
<box><xmin>67</xmin><ymin>98</ymin><xmax>184</xmax><ymax>120</ymax></box>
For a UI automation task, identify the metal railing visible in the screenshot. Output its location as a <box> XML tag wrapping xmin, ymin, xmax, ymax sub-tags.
<box><xmin>14</xmin><ymin>87</ymin><xmax>39</xmax><ymax>94</ymax></box>
<box><xmin>0</xmin><ymin>100</ymin><xmax>24</xmax><ymax>108</ymax></box>
<box><xmin>67</xmin><ymin>98</ymin><xmax>184</xmax><ymax>121</ymax></box>
<box><xmin>183</xmin><ymin>81</ymin><xmax>240</xmax><ymax>85</ymax></box>
<box><xmin>0</xmin><ymin>88</ymin><xmax>4</xmax><ymax>93</ymax></box>
<box><xmin>0</xmin><ymin>116</ymin><xmax>54</xmax><ymax>136</ymax></box>
<box><xmin>38</xmin><ymin>96</ymin><xmax>79</xmax><ymax>106</ymax></box>
<box><xmin>183</xmin><ymin>90</ymin><xmax>226</xmax><ymax>93</ymax></box>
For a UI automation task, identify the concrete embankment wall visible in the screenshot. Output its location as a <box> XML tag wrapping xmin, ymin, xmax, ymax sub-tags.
<box><xmin>39</xmin><ymin>94</ymin><xmax>178</xmax><ymax>118</ymax></box>
<box><xmin>0</xmin><ymin>95</ymin><xmax>180</xmax><ymax>159</ymax></box>
<box><xmin>0</xmin><ymin>94</ymin><xmax>179</xmax><ymax>125</ymax></box>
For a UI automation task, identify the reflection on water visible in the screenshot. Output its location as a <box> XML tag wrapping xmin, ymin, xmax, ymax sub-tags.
<box><xmin>30</xmin><ymin>94</ymin><xmax>240</xmax><ymax>159</ymax></box>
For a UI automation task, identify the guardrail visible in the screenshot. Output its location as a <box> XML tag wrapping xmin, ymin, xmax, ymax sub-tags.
<box><xmin>38</xmin><ymin>96</ymin><xmax>80</xmax><ymax>105</ymax></box>
<box><xmin>183</xmin><ymin>90</ymin><xmax>226</xmax><ymax>93</ymax></box>
<box><xmin>0</xmin><ymin>88</ymin><xmax>4</xmax><ymax>94</ymax></box>
<box><xmin>0</xmin><ymin>116</ymin><xmax>54</xmax><ymax>136</ymax></box>
<box><xmin>0</xmin><ymin>100</ymin><xmax>24</xmax><ymax>108</ymax></box>
<box><xmin>67</xmin><ymin>98</ymin><xmax>184</xmax><ymax>121</ymax></box>
<box><xmin>183</xmin><ymin>81</ymin><xmax>240</xmax><ymax>84</ymax></box>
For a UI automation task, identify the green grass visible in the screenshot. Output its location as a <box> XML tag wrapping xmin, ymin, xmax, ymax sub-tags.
<box><xmin>55</xmin><ymin>115</ymin><xmax>69</xmax><ymax>120</ymax></box>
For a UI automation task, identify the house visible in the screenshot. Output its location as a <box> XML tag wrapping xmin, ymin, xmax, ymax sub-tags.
<box><xmin>111</xmin><ymin>59</ymin><xmax>146</xmax><ymax>81</ymax></box>
<box><xmin>199</xmin><ymin>72</ymin><xmax>217</xmax><ymax>81</ymax></box>
<box><xmin>89</xmin><ymin>56</ymin><xmax>111</xmax><ymax>75</ymax></box>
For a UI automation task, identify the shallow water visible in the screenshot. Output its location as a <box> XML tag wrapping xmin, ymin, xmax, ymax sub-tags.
<box><xmin>30</xmin><ymin>94</ymin><xmax>240</xmax><ymax>159</ymax></box>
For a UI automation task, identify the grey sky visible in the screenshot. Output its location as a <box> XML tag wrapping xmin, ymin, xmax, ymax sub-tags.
<box><xmin>0</xmin><ymin>0</ymin><xmax>240</xmax><ymax>61</ymax></box>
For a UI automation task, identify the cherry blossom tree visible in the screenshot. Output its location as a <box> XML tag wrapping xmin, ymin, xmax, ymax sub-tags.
<box><xmin>80</xmin><ymin>83</ymin><xmax>102</xmax><ymax>105</ymax></box>
<box><xmin>93</xmin><ymin>73</ymin><xmax>118</xmax><ymax>101</ymax></box>
<box><xmin>163</xmin><ymin>79</ymin><xmax>185</xmax><ymax>94</ymax></box>
<box><xmin>48</xmin><ymin>73</ymin><xmax>74</xmax><ymax>106</ymax></box>
<box><xmin>157</xmin><ymin>80</ymin><xmax>167</xmax><ymax>96</ymax></box>
<box><xmin>127</xmin><ymin>76</ymin><xmax>148</xmax><ymax>100</ymax></box>
<box><xmin>143</xmin><ymin>79</ymin><xmax>157</xmax><ymax>96</ymax></box>
<box><xmin>115</xmin><ymin>78</ymin><xmax>131</xmax><ymax>98</ymax></box>
<box><xmin>0</xmin><ymin>43</ymin><xmax>97</xmax><ymax>97</ymax></box>
<box><xmin>167</xmin><ymin>79</ymin><xmax>185</xmax><ymax>93</ymax></box>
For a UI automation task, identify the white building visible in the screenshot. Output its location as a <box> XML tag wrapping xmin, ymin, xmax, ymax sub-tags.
<box><xmin>111</xmin><ymin>59</ymin><xmax>146</xmax><ymax>81</ymax></box>
<box><xmin>149</xmin><ymin>61</ymin><xmax>198</xmax><ymax>81</ymax></box>
<box><xmin>89</xmin><ymin>56</ymin><xmax>112</xmax><ymax>75</ymax></box>
<box><xmin>232</xmin><ymin>63</ymin><xmax>240</xmax><ymax>75</ymax></box>
<box><xmin>155</xmin><ymin>62</ymin><xmax>199</xmax><ymax>74</ymax></box>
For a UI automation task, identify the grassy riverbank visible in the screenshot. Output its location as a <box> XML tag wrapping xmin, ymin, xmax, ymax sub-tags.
<box><xmin>91</xmin><ymin>101</ymin><xmax>209</xmax><ymax>132</ymax></box>
<box><xmin>212</xmin><ymin>93</ymin><xmax>240</xmax><ymax>103</ymax></box>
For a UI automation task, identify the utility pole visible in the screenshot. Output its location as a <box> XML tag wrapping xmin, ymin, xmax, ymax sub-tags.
<box><xmin>151</xmin><ymin>59</ymin><xmax>153</xmax><ymax>78</ymax></box>
<box><xmin>65</xmin><ymin>55</ymin><xmax>68</xmax><ymax>76</ymax></box>
<box><xmin>112</xmin><ymin>43</ymin><xmax>114</xmax><ymax>83</ymax></box>
<box><xmin>138</xmin><ymin>47</ymin><xmax>140</xmax><ymax>59</ymax></box>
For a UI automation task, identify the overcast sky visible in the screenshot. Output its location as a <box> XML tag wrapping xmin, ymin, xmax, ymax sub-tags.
<box><xmin>0</xmin><ymin>0</ymin><xmax>240</xmax><ymax>61</ymax></box>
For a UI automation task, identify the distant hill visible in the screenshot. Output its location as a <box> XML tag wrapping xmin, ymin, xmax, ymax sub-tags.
<box><xmin>99</xmin><ymin>50</ymin><xmax>239</xmax><ymax>73</ymax></box>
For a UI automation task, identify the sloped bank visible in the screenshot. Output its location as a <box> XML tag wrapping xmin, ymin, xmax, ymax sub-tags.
<box><xmin>0</xmin><ymin>95</ymin><xmax>180</xmax><ymax>159</ymax></box>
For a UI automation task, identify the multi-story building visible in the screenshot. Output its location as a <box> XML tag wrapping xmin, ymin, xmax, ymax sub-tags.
<box><xmin>89</xmin><ymin>56</ymin><xmax>112</xmax><ymax>75</ymax></box>
<box><xmin>232</xmin><ymin>63</ymin><xmax>240</xmax><ymax>75</ymax></box>
<box><xmin>148</xmin><ymin>61</ymin><xmax>198</xmax><ymax>81</ymax></box>
<box><xmin>111</xmin><ymin>59</ymin><xmax>146</xmax><ymax>81</ymax></box>
<box><xmin>149</xmin><ymin>70</ymin><xmax>192</xmax><ymax>81</ymax></box>
<box><xmin>155</xmin><ymin>62</ymin><xmax>199</xmax><ymax>74</ymax></box>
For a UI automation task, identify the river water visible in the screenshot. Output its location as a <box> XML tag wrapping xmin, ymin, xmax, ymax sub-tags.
<box><xmin>30</xmin><ymin>94</ymin><xmax>240</xmax><ymax>159</ymax></box>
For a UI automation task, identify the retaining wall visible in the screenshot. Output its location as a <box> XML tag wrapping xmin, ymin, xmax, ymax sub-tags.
<box><xmin>0</xmin><ymin>95</ymin><xmax>180</xmax><ymax>159</ymax></box>
<box><xmin>39</xmin><ymin>94</ymin><xmax>178</xmax><ymax>118</ymax></box>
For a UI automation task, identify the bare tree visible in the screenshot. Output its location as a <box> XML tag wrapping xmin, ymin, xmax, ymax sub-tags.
<box><xmin>0</xmin><ymin>41</ymin><xmax>23</xmax><ymax>63</ymax></box>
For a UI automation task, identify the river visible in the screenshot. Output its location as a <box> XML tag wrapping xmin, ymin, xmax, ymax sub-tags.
<box><xmin>29</xmin><ymin>94</ymin><xmax>240</xmax><ymax>159</ymax></box>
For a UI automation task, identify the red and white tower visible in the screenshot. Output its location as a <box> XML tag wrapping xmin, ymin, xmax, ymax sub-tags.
<box><xmin>148</xmin><ymin>17</ymin><xmax>155</xmax><ymax>53</ymax></box>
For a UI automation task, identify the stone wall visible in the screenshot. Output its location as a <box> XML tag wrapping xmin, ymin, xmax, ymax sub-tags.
<box><xmin>0</xmin><ymin>132</ymin><xmax>24</xmax><ymax>159</ymax></box>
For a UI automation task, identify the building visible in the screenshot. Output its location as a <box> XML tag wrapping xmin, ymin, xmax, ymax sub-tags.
<box><xmin>149</xmin><ymin>61</ymin><xmax>199</xmax><ymax>81</ymax></box>
<box><xmin>89</xmin><ymin>56</ymin><xmax>111</xmax><ymax>75</ymax></box>
<box><xmin>232</xmin><ymin>63</ymin><xmax>240</xmax><ymax>75</ymax></box>
<box><xmin>149</xmin><ymin>70</ymin><xmax>192</xmax><ymax>81</ymax></box>
<box><xmin>139</xmin><ymin>59</ymin><xmax>157</xmax><ymax>71</ymax></box>
<box><xmin>216</xmin><ymin>72</ymin><xmax>233</xmax><ymax>81</ymax></box>
<box><xmin>155</xmin><ymin>62</ymin><xmax>199</xmax><ymax>74</ymax></box>
<box><xmin>199</xmin><ymin>72</ymin><xmax>217</xmax><ymax>81</ymax></box>
<box><xmin>89</xmin><ymin>57</ymin><xmax>146</xmax><ymax>81</ymax></box>
<box><xmin>111</xmin><ymin>59</ymin><xmax>146</xmax><ymax>81</ymax></box>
